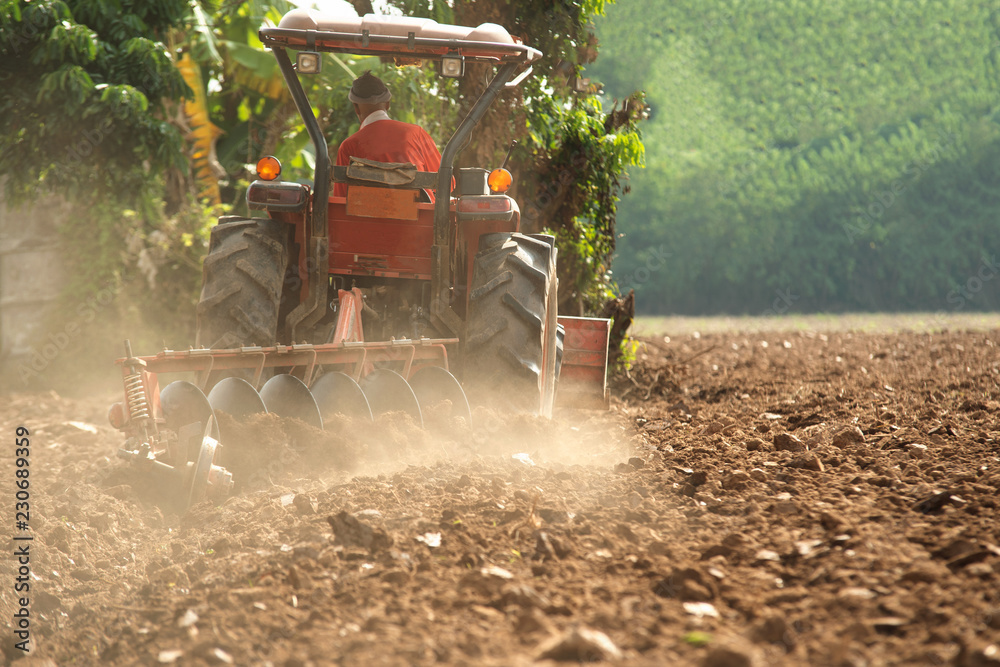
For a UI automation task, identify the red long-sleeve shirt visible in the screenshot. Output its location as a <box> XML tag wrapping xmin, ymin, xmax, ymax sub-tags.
<box><xmin>334</xmin><ymin>115</ymin><xmax>444</xmax><ymax>201</ymax></box>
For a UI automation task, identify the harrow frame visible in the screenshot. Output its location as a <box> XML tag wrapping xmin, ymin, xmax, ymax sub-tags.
<box><xmin>120</xmin><ymin>336</ymin><xmax>456</xmax><ymax>394</ymax></box>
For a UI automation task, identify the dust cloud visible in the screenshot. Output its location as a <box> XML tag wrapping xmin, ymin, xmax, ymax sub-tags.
<box><xmin>210</xmin><ymin>402</ymin><xmax>637</xmax><ymax>499</ymax></box>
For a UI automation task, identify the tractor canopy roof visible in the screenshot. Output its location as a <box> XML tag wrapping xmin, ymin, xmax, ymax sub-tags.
<box><xmin>260</xmin><ymin>8</ymin><xmax>541</xmax><ymax>64</ymax></box>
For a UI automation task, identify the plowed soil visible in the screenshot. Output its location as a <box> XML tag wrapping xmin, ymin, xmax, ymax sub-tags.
<box><xmin>2</xmin><ymin>326</ymin><xmax>999</xmax><ymax>666</ymax></box>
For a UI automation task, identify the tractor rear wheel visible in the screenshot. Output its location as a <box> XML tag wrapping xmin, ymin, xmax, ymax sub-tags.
<box><xmin>196</xmin><ymin>217</ymin><xmax>289</xmax><ymax>384</ymax></box>
<box><xmin>464</xmin><ymin>233</ymin><xmax>558</xmax><ymax>417</ymax></box>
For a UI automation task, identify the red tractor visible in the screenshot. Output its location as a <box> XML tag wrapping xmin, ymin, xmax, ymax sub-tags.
<box><xmin>110</xmin><ymin>9</ymin><xmax>611</xmax><ymax>506</ymax></box>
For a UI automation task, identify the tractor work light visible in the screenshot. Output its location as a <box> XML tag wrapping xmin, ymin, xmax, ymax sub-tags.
<box><xmin>487</xmin><ymin>167</ymin><xmax>512</xmax><ymax>193</ymax></box>
<box><xmin>440</xmin><ymin>53</ymin><xmax>465</xmax><ymax>78</ymax></box>
<box><xmin>296</xmin><ymin>51</ymin><xmax>321</xmax><ymax>73</ymax></box>
<box><xmin>256</xmin><ymin>156</ymin><xmax>282</xmax><ymax>181</ymax></box>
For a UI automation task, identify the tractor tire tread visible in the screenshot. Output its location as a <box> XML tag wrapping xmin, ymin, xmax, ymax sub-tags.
<box><xmin>196</xmin><ymin>218</ymin><xmax>288</xmax><ymax>384</ymax></box>
<box><xmin>244</xmin><ymin>228</ymin><xmax>287</xmax><ymax>255</ymax></box>
<box><xmin>466</xmin><ymin>316</ymin><xmax>507</xmax><ymax>347</ymax></box>
<box><xmin>465</xmin><ymin>232</ymin><xmax>557</xmax><ymax>415</ymax></box>
<box><xmin>498</xmin><ymin>344</ymin><xmax>540</xmax><ymax>379</ymax></box>
<box><xmin>235</xmin><ymin>258</ymin><xmax>282</xmax><ymax>302</ymax></box>
<box><xmin>508</xmin><ymin>254</ymin><xmax>548</xmax><ymax>286</ymax></box>
<box><xmin>501</xmin><ymin>292</ymin><xmax>544</xmax><ymax>329</ymax></box>
<box><xmin>195</xmin><ymin>282</ymin><xmax>240</xmax><ymax>315</ymax></box>
<box><xmin>469</xmin><ymin>270</ymin><xmax>513</xmax><ymax>301</ymax></box>
<box><xmin>202</xmin><ymin>240</ymin><xmax>249</xmax><ymax>269</ymax></box>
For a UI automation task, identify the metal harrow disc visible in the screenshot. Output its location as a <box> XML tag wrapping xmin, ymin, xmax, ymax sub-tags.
<box><xmin>207</xmin><ymin>377</ymin><xmax>268</xmax><ymax>468</ymax></box>
<box><xmin>208</xmin><ymin>377</ymin><xmax>268</xmax><ymax>418</ymax></box>
<box><xmin>311</xmin><ymin>372</ymin><xmax>374</xmax><ymax>423</ymax></box>
<box><xmin>408</xmin><ymin>366</ymin><xmax>472</xmax><ymax>425</ymax></box>
<box><xmin>360</xmin><ymin>368</ymin><xmax>423</xmax><ymax>426</ymax></box>
<box><xmin>187</xmin><ymin>422</ymin><xmax>219</xmax><ymax>508</ymax></box>
<box><xmin>160</xmin><ymin>380</ymin><xmax>220</xmax><ymax>445</ymax></box>
<box><xmin>259</xmin><ymin>374</ymin><xmax>323</xmax><ymax>429</ymax></box>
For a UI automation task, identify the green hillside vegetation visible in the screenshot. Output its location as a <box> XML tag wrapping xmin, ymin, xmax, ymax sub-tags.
<box><xmin>590</xmin><ymin>0</ymin><xmax>1000</xmax><ymax>314</ymax></box>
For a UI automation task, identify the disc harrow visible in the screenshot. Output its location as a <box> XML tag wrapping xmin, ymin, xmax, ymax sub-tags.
<box><xmin>110</xmin><ymin>336</ymin><xmax>468</xmax><ymax>507</ymax></box>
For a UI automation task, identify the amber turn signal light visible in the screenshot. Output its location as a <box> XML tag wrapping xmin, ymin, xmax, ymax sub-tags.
<box><xmin>487</xmin><ymin>167</ymin><xmax>512</xmax><ymax>193</ymax></box>
<box><xmin>256</xmin><ymin>156</ymin><xmax>281</xmax><ymax>181</ymax></box>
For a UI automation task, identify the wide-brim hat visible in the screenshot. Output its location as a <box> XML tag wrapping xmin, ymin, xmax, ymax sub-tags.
<box><xmin>348</xmin><ymin>71</ymin><xmax>392</xmax><ymax>104</ymax></box>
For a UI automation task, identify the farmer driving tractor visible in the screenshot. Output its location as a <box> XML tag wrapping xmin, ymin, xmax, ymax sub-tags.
<box><xmin>333</xmin><ymin>71</ymin><xmax>444</xmax><ymax>201</ymax></box>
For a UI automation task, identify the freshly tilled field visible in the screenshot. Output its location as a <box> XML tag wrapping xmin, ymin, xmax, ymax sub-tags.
<box><xmin>2</xmin><ymin>327</ymin><xmax>999</xmax><ymax>666</ymax></box>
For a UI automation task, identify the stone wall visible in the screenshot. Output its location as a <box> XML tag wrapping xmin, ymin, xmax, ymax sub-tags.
<box><xmin>0</xmin><ymin>186</ymin><xmax>69</xmax><ymax>388</ymax></box>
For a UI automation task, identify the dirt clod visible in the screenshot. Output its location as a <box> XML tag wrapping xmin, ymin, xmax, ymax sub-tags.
<box><xmin>832</xmin><ymin>426</ymin><xmax>866</xmax><ymax>448</ymax></box>
<box><xmin>702</xmin><ymin>641</ymin><xmax>762</xmax><ymax>667</ymax></box>
<box><xmin>537</xmin><ymin>625</ymin><xmax>623</xmax><ymax>662</ymax></box>
<box><xmin>773</xmin><ymin>432</ymin><xmax>805</xmax><ymax>451</ymax></box>
<box><xmin>326</xmin><ymin>510</ymin><xmax>393</xmax><ymax>552</ymax></box>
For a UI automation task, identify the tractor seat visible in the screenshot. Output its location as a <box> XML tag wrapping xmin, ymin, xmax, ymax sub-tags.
<box><xmin>331</xmin><ymin>157</ymin><xmax>439</xmax><ymax>204</ymax></box>
<box><xmin>330</xmin><ymin>157</ymin><xmax>439</xmax><ymax>191</ymax></box>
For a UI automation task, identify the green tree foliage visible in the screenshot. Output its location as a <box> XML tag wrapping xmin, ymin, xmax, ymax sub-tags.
<box><xmin>0</xmin><ymin>0</ymin><xmax>188</xmax><ymax>200</ymax></box>
<box><xmin>175</xmin><ymin>0</ymin><xmax>296</xmax><ymax>204</ymax></box>
<box><xmin>0</xmin><ymin>0</ymin><xmax>211</xmax><ymax>361</ymax></box>
<box><xmin>591</xmin><ymin>0</ymin><xmax>1000</xmax><ymax>314</ymax></box>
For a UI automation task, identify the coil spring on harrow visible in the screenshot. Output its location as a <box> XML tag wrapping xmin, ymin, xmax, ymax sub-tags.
<box><xmin>124</xmin><ymin>371</ymin><xmax>150</xmax><ymax>421</ymax></box>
